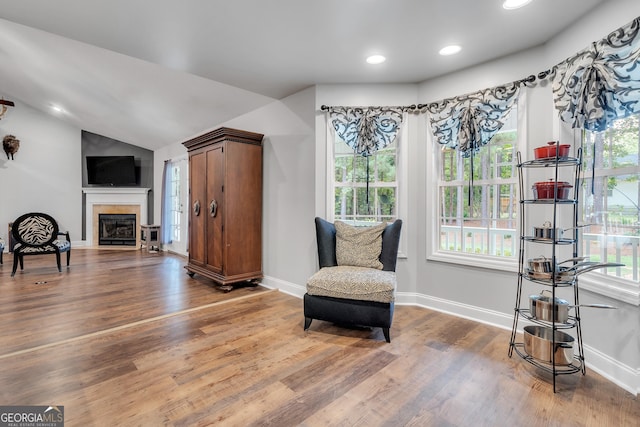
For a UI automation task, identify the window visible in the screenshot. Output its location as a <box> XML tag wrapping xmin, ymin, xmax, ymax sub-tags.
<box><xmin>169</xmin><ymin>162</ymin><xmax>182</xmax><ymax>242</ymax></box>
<box><xmin>162</xmin><ymin>157</ymin><xmax>188</xmax><ymax>255</ymax></box>
<box><xmin>333</xmin><ymin>138</ymin><xmax>398</xmax><ymax>223</ymax></box>
<box><xmin>429</xmin><ymin>107</ymin><xmax>520</xmax><ymax>268</ymax></box>
<box><xmin>579</xmin><ymin>114</ymin><xmax>640</xmax><ymax>303</ymax></box>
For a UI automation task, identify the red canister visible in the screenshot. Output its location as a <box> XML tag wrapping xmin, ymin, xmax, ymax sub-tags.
<box><xmin>533</xmin><ymin>141</ymin><xmax>571</xmax><ymax>159</ymax></box>
<box><xmin>532</xmin><ymin>180</ymin><xmax>572</xmax><ymax>199</ymax></box>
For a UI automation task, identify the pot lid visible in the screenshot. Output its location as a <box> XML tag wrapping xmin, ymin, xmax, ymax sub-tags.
<box><xmin>530</xmin><ymin>293</ymin><xmax>569</xmax><ymax>305</ymax></box>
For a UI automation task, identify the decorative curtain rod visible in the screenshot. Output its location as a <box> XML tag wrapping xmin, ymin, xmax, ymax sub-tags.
<box><xmin>320</xmin><ymin>104</ymin><xmax>418</xmax><ymax>111</ymax></box>
<box><xmin>320</xmin><ymin>69</ymin><xmax>552</xmax><ymax>112</ymax></box>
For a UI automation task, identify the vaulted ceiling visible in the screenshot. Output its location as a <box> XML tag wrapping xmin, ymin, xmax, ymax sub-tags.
<box><xmin>0</xmin><ymin>0</ymin><xmax>607</xmax><ymax>150</ymax></box>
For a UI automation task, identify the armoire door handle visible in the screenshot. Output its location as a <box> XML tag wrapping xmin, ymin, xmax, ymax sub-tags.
<box><xmin>209</xmin><ymin>199</ymin><xmax>218</xmax><ymax>217</ymax></box>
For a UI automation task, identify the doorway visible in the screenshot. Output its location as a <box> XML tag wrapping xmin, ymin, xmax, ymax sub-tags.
<box><xmin>163</xmin><ymin>157</ymin><xmax>188</xmax><ymax>255</ymax></box>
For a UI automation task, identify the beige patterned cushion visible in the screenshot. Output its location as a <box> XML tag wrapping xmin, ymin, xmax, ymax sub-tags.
<box><xmin>335</xmin><ymin>220</ymin><xmax>386</xmax><ymax>269</ymax></box>
<box><xmin>306</xmin><ymin>266</ymin><xmax>396</xmax><ymax>303</ymax></box>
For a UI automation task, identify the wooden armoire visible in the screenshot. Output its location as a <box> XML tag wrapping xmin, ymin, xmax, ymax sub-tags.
<box><xmin>182</xmin><ymin>127</ymin><xmax>264</xmax><ymax>290</ymax></box>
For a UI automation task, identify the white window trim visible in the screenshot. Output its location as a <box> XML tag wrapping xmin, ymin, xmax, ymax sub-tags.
<box><xmin>425</xmin><ymin>93</ymin><xmax>526</xmax><ymax>272</ymax></box>
<box><xmin>568</xmin><ymin>124</ymin><xmax>640</xmax><ymax>306</ymax></box>
<box><xmin>325</xmin><ymin>114</ymin><xmax>408</xmax><ymax>259</ymax></box>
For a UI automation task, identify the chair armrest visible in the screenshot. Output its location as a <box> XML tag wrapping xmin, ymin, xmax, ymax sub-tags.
<box><xmin>58</xmin><ymin>231</ymin><xmax>70</xmax><ymax>242</ymax></box>
<box><xmin>381</xmin><ymin>219</ymin><xmax>402</xmax><ymax>271</ymax></box>
<box><xmin>315</xmin><ymin>217</ymin><xmax>337</xmax><ymax>268</ymax></box>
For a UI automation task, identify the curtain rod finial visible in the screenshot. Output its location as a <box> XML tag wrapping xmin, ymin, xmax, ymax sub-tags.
<box><xmin>321</xmin><ymin>105</ymin><xmax>329</xmax><ymax>111</ymax></box>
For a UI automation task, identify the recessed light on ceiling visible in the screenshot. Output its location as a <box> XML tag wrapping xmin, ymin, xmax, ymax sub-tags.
<box><xmin>51</xmin><ymin>105</ymin><xmax>64</xmax><ymax>113</ymax></box>
<box><xmin>503</xmin><ymin>0</ymin><xmax>533</xmax><ymax>10</ymax></box>
<box><xmin>439</xmin><ymin>45</ymin><xmax>462</xmax><ymax>56</ymax></box>
<box><xmin>366</xmin><ymin>55</ymin><xmax>386</xmax><ymax>65</ymax></box>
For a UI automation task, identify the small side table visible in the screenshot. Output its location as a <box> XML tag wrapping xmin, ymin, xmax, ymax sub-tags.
<box><xmin>140</xmin><ymin>224</ymin><xmax>161</xmax><ymax>252</ymax></box>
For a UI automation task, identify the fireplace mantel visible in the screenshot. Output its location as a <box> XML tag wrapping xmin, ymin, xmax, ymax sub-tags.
<box><xmin>83</xmin><ymin>187</ymin><xmax>150</xmax><ymax>247</ymax></box>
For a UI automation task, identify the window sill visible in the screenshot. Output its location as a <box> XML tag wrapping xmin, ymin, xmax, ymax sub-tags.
<box><xmin>428</xmin><ymin>252</ymin><xmax>639</xmax><ymax>306</ymax></box>
<box><xmin>427</xmin><ymin>251</ymin><xmax>519</xmax><ymax>274</ymax></box>
<box><xmin>578</xmin><ymin>274</ymin><xmax>640</xmax><ymax>306</ymax></box>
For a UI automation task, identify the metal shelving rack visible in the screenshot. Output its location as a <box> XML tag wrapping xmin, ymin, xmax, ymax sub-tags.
<box><xmin>508</xmin><ymin>147</ymin><xmax>584</xmax><ymax>393</ymax></box>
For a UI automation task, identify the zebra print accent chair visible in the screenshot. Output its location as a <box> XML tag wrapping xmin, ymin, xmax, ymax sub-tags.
<box><xmin>11</xmin><ymin>212</ymin><xmax>71</xmax><ymax>277</ymax></box>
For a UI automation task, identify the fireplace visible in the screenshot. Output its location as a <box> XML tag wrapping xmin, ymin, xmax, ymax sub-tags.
<box><xmin>99</xmin><ymin>214</ymin><xmax>136</xmax><ymax>246</ymax></box>
<box><xmin>83</xmin><ymin>187</ymin><xmax>150</xmax><ymax>247</ymax></box>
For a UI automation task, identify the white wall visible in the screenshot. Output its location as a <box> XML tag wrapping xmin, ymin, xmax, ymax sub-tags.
<box><xmin>0</xmin><ymin>100</ymin><xmax>82</xmax><ymax>245</ymax></box>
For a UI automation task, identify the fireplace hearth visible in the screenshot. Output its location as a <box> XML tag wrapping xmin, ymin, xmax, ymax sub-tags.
<box><xmin>99</xmin><ymin>214</ymin><xmax>136</xmax><ymax>246</ymax></box>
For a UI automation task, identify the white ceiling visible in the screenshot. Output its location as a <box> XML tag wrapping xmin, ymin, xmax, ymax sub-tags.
<box><xmin>0</xmin><ymin>0</ymin><xmax>607</xmax><ymax>150</ymax></box>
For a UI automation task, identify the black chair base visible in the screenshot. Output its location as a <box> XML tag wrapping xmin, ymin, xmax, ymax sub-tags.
<box><xmin>303</xmin><ymin>293</ymin><xmax>394</xmax><ymax>342</ymax></box>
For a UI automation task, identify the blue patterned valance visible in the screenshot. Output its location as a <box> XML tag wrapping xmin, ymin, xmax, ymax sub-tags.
<box><xmin>328</xmin><ymin>107</ymin><xmax>406</xmax><ymax>156</ymax></box>
<box><xmin>552</xmin><ymin>16</ymin><xmax>640</xmax><ymax>132</ymax></box>
<box><xmin>426</xmin><ymin>83</ymin><xmax>520</xmax><ymax>157</ymax></box>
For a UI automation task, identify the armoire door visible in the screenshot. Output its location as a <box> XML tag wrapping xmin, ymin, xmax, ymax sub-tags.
<box><xmin>206</xmin><ymin>145</ymin><xmax>225</xmax><ymax>274</ymax></box>
<box><xmin>189</xmin><ymin>151</ymin><xmax>207</xmax><ymax>266</ymax></box>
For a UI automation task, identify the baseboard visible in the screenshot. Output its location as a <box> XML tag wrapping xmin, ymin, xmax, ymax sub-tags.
<box><xmin>583</xmin><ymin>344</ymin><xmax>639</xmax><ymax>396</ymax></box>
<box><xmin>261</xmin><ymin>276</ymin><xmax>306</xmax><ymax>298</ymax></box>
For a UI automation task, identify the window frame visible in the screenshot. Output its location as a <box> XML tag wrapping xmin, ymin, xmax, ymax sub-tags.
<box><xmin>326</xmin><ymin>115</ymin><xmax>408</xmax><ymax>258</ymax></box>
<box><xmin>569</xmin><ymin>117</ymin><xmax>640</xmax><ymax>306</ymax></box>
<box><xmin>426</xmin><ymin>94</ymin><xmax>526</xmax><ymax>272</ymax></box>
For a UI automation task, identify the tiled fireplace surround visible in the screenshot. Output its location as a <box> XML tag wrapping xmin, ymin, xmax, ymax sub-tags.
<box><xmin>82</xmin><ymin>187</ymin><xmax>150</xmax><ymax>247</ymax></box>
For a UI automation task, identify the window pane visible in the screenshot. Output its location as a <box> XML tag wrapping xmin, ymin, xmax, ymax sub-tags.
<box><xmin>581</xmin><ymin>114</ymin><xmax>640</xmax><ymax>282</ymax></box>
<box><xmin>354</xmin><ymin>156</ymin><xmax>369</xmax><ymax>183</ymax></box>
<box><xmin>332</xmin><ymin>136</ymin><xmax>398</xmax><ymax>224</ymax></box>
<box><xmin>376</xmin><ymin>187</ymin><xmax>396</xmax><ymax>220</ymax></box>
<box><xmin>335</xmin><ymin>156</ymin><xmax>353</xmax><ymax>182</ymax></box>
<box><xmin>376</xmin><ymin>149</ymin><xmax>396</xmax><ymax>183</ymax></box>
<box><xmin>334</xmin><ymin>187</ymin><xmax>354</xmax><ymax>218</ymax></box>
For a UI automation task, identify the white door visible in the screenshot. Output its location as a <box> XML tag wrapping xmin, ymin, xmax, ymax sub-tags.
<box><xmin>164</xmin><ymin>157</ymin><xmax>189</xmax><ymax>255</ymax></box>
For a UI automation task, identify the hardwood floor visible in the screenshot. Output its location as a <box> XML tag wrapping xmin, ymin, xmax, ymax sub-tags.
<box><xmin>0</xmin><ymin>249</ymin><xmax>637</xmax><ymax>426</ymax></box>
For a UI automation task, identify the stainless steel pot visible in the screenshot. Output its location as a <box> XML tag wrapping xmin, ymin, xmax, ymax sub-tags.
<box><xmin>528</xmin><ymin>290</ymin><xmax>616</xmax><ymax>323</ymax></box>
<box><xmin>526</xmin><ymin>260</ymin><xmax>625</xmax><ymax>282</ymax></box>
<box><xmin>523</xmin><ymin>325</ymin><xmax>574</xmax><ymax>365</ymax></box>
<box><xmin>528</xmin><ymin>256</ymin><xmax>554</xmax><ymax>272</ymax></box>
<box><xmin>532</xmin><ymin>222</ymin><xmax>590</xmax><ymax>240</ymax></box>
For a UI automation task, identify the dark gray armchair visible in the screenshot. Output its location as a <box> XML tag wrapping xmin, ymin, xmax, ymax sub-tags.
<box><xmin>304</xmin><ymin>217</ymin><xmax>402</xmax><ymax>342</ymax></box>
<box><xmin>11</xmin><ymin>212</ymin><xmax>71</xmax><ymax>276</ymax></box>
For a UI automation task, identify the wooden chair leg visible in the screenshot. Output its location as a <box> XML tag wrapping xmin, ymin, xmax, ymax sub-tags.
<box><xmin>66</xmin><ymin>251</ymin><xmax>71</xmax><ymax>267</ymax></box>
<box><xmin>383</xmin><ymin>328</ymin><xmax>391</xmax><ymax>343</ymax></box>
<box><xmin>55</xmin><ymin>252</ymin><xmax>62</xmax><ymax>272</ymax></box>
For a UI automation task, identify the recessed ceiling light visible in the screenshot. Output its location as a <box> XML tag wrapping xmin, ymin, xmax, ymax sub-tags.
<box><xmin>439</xmin><ymin>45</ymin><xmax>462</xmax><ymax>56</ymax></box>
<box><xmin>51</xmin><ymin>105</ymin><xmax>64</xmax><ymax>113</ymax></box>
<box><xmin>503</xmin><ymin>0</ymin><xmax>533</xmax><ymax>10</ymax></box>
<box><xmin>366</xmin><ymin>55</ymin><xmax>386</xmax><ymax>65</ymax></box>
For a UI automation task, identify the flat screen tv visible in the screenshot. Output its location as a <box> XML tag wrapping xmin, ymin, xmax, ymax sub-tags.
<box><xmin>86</xmin><ymin>155</ymin><xmax>137</xmax><ymax>186</ymax></box>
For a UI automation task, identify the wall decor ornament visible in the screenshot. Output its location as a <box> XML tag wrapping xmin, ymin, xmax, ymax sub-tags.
<box><xmin>3</xmin><ymin>134</ymin><xmax>20</xmax><ymax>160</ymax></box>
<box><xmin>0</xmin><ymin>98</ymin><xmax>15</xmax><ymax>120</ymax></box>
